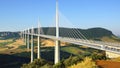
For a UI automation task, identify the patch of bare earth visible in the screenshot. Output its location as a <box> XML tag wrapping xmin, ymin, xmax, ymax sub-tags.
<box><xmin>0</xmin><ymin>39</ymin><xmax>13</xmax><ymax>43</ymax></box>
<box><xmin>42</xmin><ymin>39</ymin><xmax>68</xmax><ymax>47</ymax></box>
<box><xmin>96</xmin><ymin>60</ymin><xmax>120</xmax><ymax>68</ymax></box>
<box><xmin>6</xmin><ymin>39</ymin><xmax>24</xmax><ymax>50</ymax></box>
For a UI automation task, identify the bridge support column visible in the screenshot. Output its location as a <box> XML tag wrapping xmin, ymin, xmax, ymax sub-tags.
<box><xmin>23</xmin><ymin>31</ymin><xmax>25</xmax><ymax>43</ymax></box>
<box><xmin>21</xmin><ymin>31</ymin><xmax>23</xmax><ymax>41</ymax></box>
<box><xmin>25</xmin><ymin>31</ymin><xmax>26</xmax><ymax>43</ymax></box>
<box><xmin>55</xmin><ymin>40</ymin><xmax>60</xmax><ymax>64</ymax></box>
<box><xmin>37</xmin><ymin>36</ymin><xmax>41</xmax><ymax>59</ymax></box>
<box><xmin>20</xmin><ymin>31</ymin><xmax>22</xmax><ymax>39</ymax></box>
<box><xmin>31</xmin><ymin>27</ymin><xmax>34</xmax><ymax>63</ymax></box>
<box><xmin>27</xmin><ymin>28</ymin><xmax>30</xmax><ymax>50</ymax></box>
<box><xmin>37</xmin><ymin>18</ymin><xmax>41</xmax><ymax>59</ymax></box>
<box><xmin>25</xmin><ymin>30</ymin><xmax>27</xmax><ymax>46</ymax></box>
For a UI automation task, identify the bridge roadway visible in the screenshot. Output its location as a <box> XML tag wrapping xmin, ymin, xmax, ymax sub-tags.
<box><xmin>26</xmin><ymin>33</ymin><xmax>120</xmax><ymax>54</ymax></box>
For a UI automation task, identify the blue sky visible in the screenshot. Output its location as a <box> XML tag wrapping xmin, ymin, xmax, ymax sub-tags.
<box><xmin>0</xmin><ymin>0</ymin><xmax>120</xmax><ymax>35</ymax></box>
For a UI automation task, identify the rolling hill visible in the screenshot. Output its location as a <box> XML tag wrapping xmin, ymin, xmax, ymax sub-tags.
<box><xmin>34</xmin><ymin>27</ymin><xmax>119</xmax><ymax>42</ymax></box>
<box><xmin>0</xmin><ymin>27</ymin><xmax>119</xmax><ymax>42</ymax></box>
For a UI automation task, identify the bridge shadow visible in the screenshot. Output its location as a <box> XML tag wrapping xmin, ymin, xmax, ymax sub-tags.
<box><xmin>0</xmin><ymin>54</ymin><xmax>30</xmax><ymax>68</ymax></box>
<box><xmin>41</xmin><ymin>50</ymin><xmax>75</xmax><ymax>62</ymax></box>
<box><xmin>0</xmin><ymin>48</ymin><xmax>74</xmax><ymax>68</ymax></box>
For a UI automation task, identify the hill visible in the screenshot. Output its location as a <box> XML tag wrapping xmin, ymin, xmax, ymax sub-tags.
<box><xmin>0</xmin><ymin>27</ymin><xmax>119</xmax><ymax>45</ymax></box>
<box><xmin>34</xmin><ymin>27</ymin><xmax>119</xmax><ymax>42</ymax></box>
<box><xmin>0</xmin><ymin>27</ymin><xmax>119</xmax><ymax>42</ymax></box>
<box><xmin>0</xmin><ymin>32</ymin><xmax>20</xmax><ymax>40</ymax></box>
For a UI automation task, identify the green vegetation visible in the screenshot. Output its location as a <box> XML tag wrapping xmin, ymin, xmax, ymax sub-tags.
<box><xmin>21</xmin><ymin>58</ymin><xmax>53</xmax><ymax>68</ymax></box>
<box><xmin>33</xmin><ymin>27</ymin><xmax>114</xmax><ymax>39</ymax></box>
<box><xmin>21</xmin><ymin>45</ymin><xmax>107</xmax><ymax>68</ymax></box>
<box><xmin>61</xmin><ymin>45</ymin><xmax>106</xmax><ymax>59</ymax></box>
<box><xmin>61</xmin><ymin>46</ymin><xmax>84</xmax><ymax>55</ymax></box>
<box><xmin>69</xmin><ymin>57</ymin><xmax>98</xmax><ymax>68</ymax></box>
<box><xmin>0</xmin><ymin>27</ymin><xmax>118</xmax><ymax>41</ymax></box>
<box><xmin>21</xmin><ymin>56</ymin><xmax>81</xmax><ymax>68</ymax></box>
<box><xmin>18</xmin><ymin>45</ymin><xmax>27</xmax><ymax>49</ymax></box>
<box><xmin>0</xmin><ymin>44</ymin><xmax>107</xmax><ymax>68</ymax></box>
<box><xmin>0</xmin><ymin>39</ymin><xmax>15</xmax><ymax>48</ymax></box>
<box><xmin>21</xmin><ymin>56</ymin><xmax>99</xmax><ymax>68</ymax></box>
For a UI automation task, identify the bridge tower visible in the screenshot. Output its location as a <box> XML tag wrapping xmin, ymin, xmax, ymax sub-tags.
<box><xmin>55</xmin><ymin>0</ymin><xmax>60</xmax><ymax>64</ymax></box>
<box><xmin>27</xmin><ymin>28</ymin><xmax>30</xmax><ymax>50</ymax></box>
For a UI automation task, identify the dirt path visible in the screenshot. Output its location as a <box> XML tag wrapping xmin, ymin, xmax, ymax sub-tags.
<box><xmin>96</xmin><ymin>60</ymin><xmax>120</xmax><ymax>68</ymax></box>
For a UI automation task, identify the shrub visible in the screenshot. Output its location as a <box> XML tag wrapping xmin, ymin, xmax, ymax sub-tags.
<box><xmin>63</xmin><ymin>55</ymin><xmax>83</xmax><ymax>67</ymax></box>
<box><xmin>64</xmin><ymin>55</ymin><xmax>73</xmax><ymax>66</ymax></box>
<box><xmin>69</xmin><ymin>57</ymin><xmax>98</xmax><ymax>68</ymax></box>
<box><xmin>53</xmin><ymin>60</ymin><xmax>65</xmax><ymax>68</ymax></box>
<box><xmin>32</xmin><ymin>59</ymin><xmax>47</xmax><ymax>66</ymax></box>
<box><xmin>21</xmin><ymin>58</ymin><xmax>51</xmax><ymax>68</ymax></box>
<box><xmin>91</xmin><ymin>53</ymin><xmax>106</xmax><ymax>60</ymax></box>
<box><xmin>41</xmin><ymin>63</ymin><xmax>53</xmax><ymax>68</ymax></box>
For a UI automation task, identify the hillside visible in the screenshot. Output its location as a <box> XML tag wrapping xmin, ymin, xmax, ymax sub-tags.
<box><xmin>0</xmin><ymin>27</ymin><xmax>115</xmax><ymax>40</ymax></box>
<box><xmin>35</xmin><ymin>27</ymin><xmax>119</xmax><ymax>42</ymax></box>
<box><xmin>0</xmin><ymin>32</ymin><xmax>20</xmax><ymax>39</ymax></box>
<box><xmin>0</xmin><ymin>27</ymin><xmax>119</xmax><ymax>43</ymax></box>
<box><xmin>0</xmin><ymin>27</ymin><xmax>119</xmax><ymax>46</ymax></box>
<box><xmin>34</xmin><ymin>27</ymin><xmax>114</xmax><ymax>38</ymax></box>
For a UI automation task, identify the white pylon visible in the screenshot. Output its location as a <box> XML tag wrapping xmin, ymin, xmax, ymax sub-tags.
<box><xmin>22</xmin><ymin>31</ymin><xmax>24</xmax><ymax>40</ymax></box>
<box><xmin>25</xmin><ymin>30</ymin><xmax>27</xmax><ymax>46</ymax></box>
<box><xmin>31</xmin><ymin>27</ymin><xmax>34</xmax><ymax>63</ymax></box>
<box><xmin>27</xmin><ymin>28</ymin><xmax>30</xmax><ymax>50</ymax></box>
<box><xmin>37</xmin><ymin>18</ymin><xmax>41</xmax><ymax>59</ymax></box>
<box><xmin>55</xmin><ymin>0</ymin><xmax>60</xmax><ymax>64</ymax></box>
<box><xmin>21</xmin><ymin>31</ymin><xmax>23</xmax><ymax>40</ymax></box>
<box><xmin>20</xmin><ymin>31</ymin><xmax>22</xmax><ymax>39</ymax></box>
<box><xmin>23</xmin><ymin>30</ymin><xmax>25</xmax><ymax>42</ymax></box>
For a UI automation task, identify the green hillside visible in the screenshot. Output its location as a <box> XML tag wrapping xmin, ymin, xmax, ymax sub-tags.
<box><xmin>34</xmin><ymin>27</ymin><xmax>119</xmax><ymax>42</ymax></box>
<box><xmin>34</xmin><ymin>27</ymin><xmax>114</xmax><ymax>39</ymax></box>
<box><xmin>0</xmin><ymin>27</ymin><xmax>116</xmax><ymax>40</ymax></box>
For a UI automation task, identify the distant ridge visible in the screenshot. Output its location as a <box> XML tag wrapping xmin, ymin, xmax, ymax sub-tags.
<box><xmin>0</xmin><ymin>32</ymin><xmax>20</xmax><ymax>39</ymax></box>
<box><xmin>0</xmin><ymin>27</ymin><xmax>116</xmax><ymax>40</ymax></box>
<box><xmin>34</xmin><ymin>27</ymin><xmax>114</xmax><ymax>39</ymax></box>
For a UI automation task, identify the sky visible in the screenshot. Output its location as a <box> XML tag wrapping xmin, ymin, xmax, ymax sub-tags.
<box><xmin>0</xmin><ymin>0</ymin><xmax>120</xmax><ymax>35</ymax></box>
